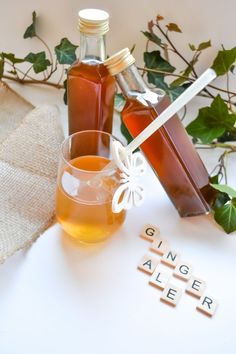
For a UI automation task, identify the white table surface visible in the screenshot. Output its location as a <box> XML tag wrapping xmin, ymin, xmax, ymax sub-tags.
<box><xmin>0</xmin><ymin>84</ymin><xmax>236</xmax><ymax>354</ymax></box>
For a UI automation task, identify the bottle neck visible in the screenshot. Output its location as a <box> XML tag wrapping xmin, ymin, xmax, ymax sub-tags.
<box><xmin>79</xmin><ymin>32</ymin><xmax>106</xmax><ymax>63</ymax></box>
<box><xmin>115</xmin><ymin>64</ymin><xmax>164</xmax><ymax>105</ymax></box>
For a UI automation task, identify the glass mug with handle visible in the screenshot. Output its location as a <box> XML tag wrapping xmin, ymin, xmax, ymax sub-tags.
<box><xmin>55</xmin><ymin>130</ymin><xmax>126</xmax><ymax>243</ymax></box>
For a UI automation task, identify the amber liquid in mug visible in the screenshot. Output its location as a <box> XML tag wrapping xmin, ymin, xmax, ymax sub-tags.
<box><xmin>56</xmin><ymin>155</ymin><xmax>125</xmax><ymax>243</ymax></box>
<box><xmin>122</xmin><ymin>96</ymin><xmax>215</xmax><ymax>217</ymax></box>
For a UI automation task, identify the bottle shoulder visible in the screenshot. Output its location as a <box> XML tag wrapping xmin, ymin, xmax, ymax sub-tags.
<box><xmin>68</xmin><ymin>61</ymin><xmax>114</xmax><ymax>82</ymax></box>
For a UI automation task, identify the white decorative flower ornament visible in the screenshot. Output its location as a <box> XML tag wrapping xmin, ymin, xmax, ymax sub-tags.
<box><xmin>111</xmin><ymin>141</ymin><xmax>147</xmax><ymax>213</ymax></box>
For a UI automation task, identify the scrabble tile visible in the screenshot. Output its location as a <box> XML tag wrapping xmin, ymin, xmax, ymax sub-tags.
<box><xmin>161</xmin><ymin>250</ymin><xmax>180</xmax><ymax>268</ymax></box>
<box><xmin>174</xmin><ymin>261</ymin><xmax>193</xmax><ymax>281</ymax></box>
<box><xmin>197</xmin><ymin>294</ymin><xmax>218</xmax><ymax>317</ymax></box>
<box><xmin>150</xmin><ymin>238</ymin><xmax>169</xmax><ymax>256</ymax></box>
<box><xmin>149</xmin><ymin>265</ymin><xmax>170</xmax><ymax>290</ymax></box>
<box><xmin>140</xmin><ymin>224</ymin><xmax>160</xmax><ymax>242</ymax></box>
<box><xmin>186</xmin><ymin>276</ymin><xmax>206</xmax><ymax>298</ymax></box>
<box><xmin>160</xmin><ymin>283</ymin><xmax>182</xmax><ymax>307</ymax></box>
<box><xmin>137</xmin><ymin>254</ymin><xmax>159</xmax><ymax>275</ymax></box>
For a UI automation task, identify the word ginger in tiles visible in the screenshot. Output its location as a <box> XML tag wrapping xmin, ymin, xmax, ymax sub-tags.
<box><xmin>140</xmin><ymin>224</ymin><xmax>159</xmax><ymax>242</ymax></box>
<box><xmin>138</xmin><ymin>254</ymin><xmax>159</xmax><ymax>274</ymax></box>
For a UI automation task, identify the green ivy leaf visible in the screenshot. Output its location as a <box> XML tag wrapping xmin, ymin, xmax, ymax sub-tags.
<box><xmin>186</xmin><ymin>95</ymin><xmax>236</xmax><ymax>143</ymax></box>
<box><xmin>144</xmin><ymin>50</ymin><xmax>175</xmax><ymax>87</ymax></box>
<box><xmin>0</xmin><ymin>58</ymin><xmax>4</xmax><ymax>78</ymax></box>
<box><xmin>25</xmin><ymin>51</ymin><xmax>51</xmax><ymax>73</ymax></box>
<box><xmin>166</xmin><ymin>23</ymin><xmax>182</xmax><ymax>33</ymax></box>
<box><xmin>211</xmin><ymin>47</ymin><xmax>236</xmax><ymax>76</ymax></box>
<box><xmin>167</xmin><ymin>85</ymin><xmax>186</xmax><ymax>101</ymax></box>
<box><xmin>210</xmin><ymin>184</ymin><xmax>236</xmax><ymax>198</ymax></box>
<box><xmin>2</xmin><ymin>53</ymin><xmax>24</xmax><ymax>64</ymax></box>
<box><xmin>197</xmin><ymin>40</ymin><xmax>211</xmax><ymax>51</ymax></box>
<box><xmin>55</xmin><ymin>38</ymin><xmax>78</xmax><ymax>65</ymax></box>
<box><xmin>142</xmin><ymin>31</ymin><xmax>162</xmax><ymax>46</ymax></box>
<box><xmin>24</xmin><ymin>11</ymin><xmax>37</xmax><ymax>38</ymax></box>
<box><xmin>120</xmin><ymin>121</ymin><xmax>134</xmax><ymax>145</ymax></box>
<box><xmin>214</xmin><ymin>199</ymin><xmax>236</xmax><ymax>234</ymax></box>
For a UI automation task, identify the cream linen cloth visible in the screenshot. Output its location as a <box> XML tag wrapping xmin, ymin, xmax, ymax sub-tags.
<box><xmin>0</xmin><ymin>83</ymin><xmax>64</xmax><ymax>262</ymax></box>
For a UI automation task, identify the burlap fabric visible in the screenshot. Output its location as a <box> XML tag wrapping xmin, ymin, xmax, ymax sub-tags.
<box><xmin>0</xmin><ymin>82</ymin><xmax>64</xmax><ymax>262</ymax></box>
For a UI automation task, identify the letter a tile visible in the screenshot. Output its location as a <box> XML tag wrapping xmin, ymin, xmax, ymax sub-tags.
<box><xmin>137</xmin><ymin>254</ymin><xmax>159</xmax><ymax>275</ymax></box>
<box><xmin>140</xmin><ymin>224</ymin><xmax>160</xmax><ymax>242</ymax></box>
<box><xmin>161</xmin><ymin>283</ymin><xmax>182</xmax><ymax>307</ymax></box>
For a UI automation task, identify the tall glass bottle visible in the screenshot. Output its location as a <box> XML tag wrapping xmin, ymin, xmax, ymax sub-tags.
<box><xmin>67</xmin><ymin>9</ymin><xmax>116</xmax><ymax>138</ymax></box>
<box><xmin>104</xmin><ymin>48</ymin><xmax>215</xmax><ymax>217</ymax></box>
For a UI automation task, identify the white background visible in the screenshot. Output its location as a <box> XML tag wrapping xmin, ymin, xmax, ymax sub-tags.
<box><xmin>0</xmin><ymin>1</ymin><xmax>236</xmax><ymax>354</ymax></box>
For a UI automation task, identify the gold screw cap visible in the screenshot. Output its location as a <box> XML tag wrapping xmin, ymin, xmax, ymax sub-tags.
<box><xmin>78</xmin><ymin>9</ymin><xmax>109</xmax><ymax>35</ymax></box>
<box><xmin>104</xmin><ymin>48</ymin><xmax>136</xmax><ymax>76</ymax></box>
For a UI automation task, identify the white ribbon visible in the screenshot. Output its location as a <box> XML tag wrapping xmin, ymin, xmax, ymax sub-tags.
<box><xmin>111</xmin><ymin>141</ymin><xmax>146</xmax><ymax>213</ymax></box>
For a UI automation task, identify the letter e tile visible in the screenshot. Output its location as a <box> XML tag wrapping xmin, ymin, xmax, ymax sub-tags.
<box><xmin>140</xmin><ymin>224</ymin><xmax>160</xmax><ymax>242</ymax></box>
<box><xmin>137</xmin><ymin>254</ymin><xmax>158</xmax><ymax>275</ymax></box>
<box><xmin>161</xmin><ymin>283</ymin><xmax>182</xmax><ymax>307</ymax></box>
<box><xmin>186</xmin><ymin>276</ymin><xmax>206</xmax><ymax>298</ymax></box>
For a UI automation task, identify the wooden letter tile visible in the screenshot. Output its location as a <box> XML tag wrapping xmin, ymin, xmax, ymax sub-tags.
<box><xmin>161</xmin><ymin>250</ymin><xmax>180</xmax><ymax>268</ymax></box>
<box><xmin>149</xmin><ymin>265</ymin><xmax>170</xmax><ymax>290</ymax></box>
<box><xmin>150</xmin><ymin>238</ymin><xmax>169</xmax><ymax>256</ymax></box>
<box><xmin>140</xmin><ymin>224</ymin><xmax>160</xmax><ymax>242</ymax></box>
<box><xmin>137</xmin><ymin>254</ymin><xmax>158</xmax><ymax>275</ymax></box>
<box><xmin>161</xmin><ymin>283</ymin><xmax>182</xmax><ymax>307</ymax></box>
<box><xmin>186</xmin><ymin>276</ymin><xmax>206</xmax><ymax>298</ymax></box>
<box><xmin>174</xmin><ymin>261</ymin><xmax>193</xmax><ymax>281</ymax></box>
<box><xmin>197</xmin><ymin>294</ymin><xmax>218</xmax><ymax>317</ymax></box>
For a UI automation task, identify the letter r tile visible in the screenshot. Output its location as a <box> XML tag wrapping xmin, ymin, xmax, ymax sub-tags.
<box><xmin>197</xmin><ymin>293</ymin><xmax>218</xmax><ymax>317</ymax></box>
<box><xmin>137</xmin><ymin>254</ymin><xmax>159</xmax><ymax>275</ymax></box>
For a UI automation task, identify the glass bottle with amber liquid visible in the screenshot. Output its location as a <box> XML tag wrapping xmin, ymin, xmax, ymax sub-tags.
<box><xmin>67</xmin><ymin>9</ymin><xmax>116</xmax><ymax>151</ymax></box>
<box><xmin>104</xmin><ymin>48</ymin><xmax>215</xmax><ymax>217</ymax></box>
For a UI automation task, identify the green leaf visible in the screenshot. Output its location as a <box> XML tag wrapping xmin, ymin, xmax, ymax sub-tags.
<box><xmin>189</xmin><ymin>44</ymin><xmax>196</xmax><ymax>51</ymax></box>
<box><xmin>214</xmin><ymin>199</ymin><xmax>236</xmax><ymax>234</ymax></box>
<box><xmin>0</xmin><ymin>59</ymin><xmax>4</xmax><ymax>78</ymax></box>
<box><xmin>186</xmin><ymin>95</ymin><xmax>236</xmax><ymax>143</ymax></box>
<box><xmin>114</xmin><ymin>93</ymin><xmax>126</xmax><ymax>112</ymax></box>
<box><xmin>167</xmin><ymin>85</ymin><xmax>186</xmax><ymax>101</ymax></box>
<box><xmin>210</xmin><ymin>184</ymin><xmax>236</xmax><ymax>198</ymax></box>
<box><xmin>24</xmin><ymin>51</ymin><xmax>51</xmax><ymax>73</ymax></box>
<box><xmin>142</xmin><ymin>31</ymin><xmax>162</xmax><ymax>46</ymax></box>
<box><xmin>197</xmin><ymin>40</ymin><xmax>211</xmax><ymax>51</ymax></box>
<box><xmin>166</xmin><ymin>23</ymin><xmax>182</xmax><ymax>33</ymax></box>
<box><xmin>144</xmin><ymin>51</ymin><xmax>175</xmax><ymax>88</ymax></box>
<box><xmin>24</xmin><ymin>11</ymin><xmax>37</xmax><ymax>38</ymax></box>
<box><xmin>170</xmin><ymin>65</ymin><xmax>192</xmax><ymax>87</ymax></box>
<box><xmin>120</xmin><ymin>121</ymin><xmax>133</xmax><ymax>145</ymax></box>
<box><xmin>211</xmin><ymin>47</ymin><xmax>236</xmax><ymax>76</ymax></box>
<box><xmin>55</xmin><ymin>38</ymin><xmax>78</xmax><ymax>65</ymax></box>
<box><xmin>2</xmin><ymin>53</ymin><xmax>24</xmax><ymax>64</ymax></box>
